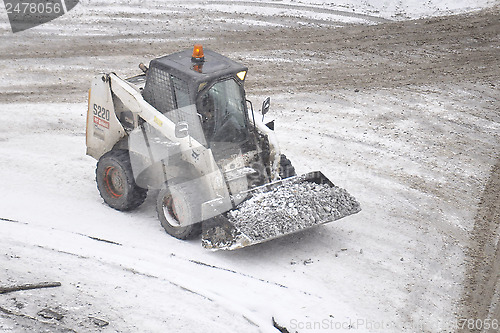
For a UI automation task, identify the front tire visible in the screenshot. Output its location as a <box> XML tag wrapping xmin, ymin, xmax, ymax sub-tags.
<box><xmin>156</xmin><ymin>179</ymin><xmax>202</xmax><ymax>240</ymax></box>
<box><xmin>96</xmin><ymin>149</ymin><xmax>147</xmax><ymax>211</ymax></box>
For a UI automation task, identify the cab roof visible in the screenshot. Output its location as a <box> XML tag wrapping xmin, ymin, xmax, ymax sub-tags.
<box><xmin>149</xmin><ymin>48</ymin><xmax>248</xmax><ymax>84</ymax></box>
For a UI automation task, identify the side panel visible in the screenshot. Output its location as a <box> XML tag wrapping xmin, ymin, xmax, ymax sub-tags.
<box><xmin>86</xmin><ymin>75</ymin><xmax>126</xmax><ymax>160</ymax></box>
<box><xmin>108</xmin><ymin>73</ymin><xmax>234</xmax><ymax>225</ymax></box>
<box><xmin>248</xmin><ymin>109</ymin><xmax>281</xmax><ymax>181</ymax></box>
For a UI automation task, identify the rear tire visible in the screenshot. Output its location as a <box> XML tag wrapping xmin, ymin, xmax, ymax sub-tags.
<box><xmin>156</xmin><ymin>179</ymin><xmax>202</xmax><ymax>240</ymax></box>
<box><xmin>96</xmin><ymin>149</ymin><xmax>148</xmax><ymax>211</ymax></box>
<box><xmin>279</xmin><ymin>154</ymin><xmax>296</xmax><ymax>179</ymax></box>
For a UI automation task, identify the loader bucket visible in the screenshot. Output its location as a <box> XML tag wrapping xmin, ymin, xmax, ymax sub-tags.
<box><xmin>201</xmin><ymin>171</ymin><xmax>361</xmax><ymax>250</ymax></box>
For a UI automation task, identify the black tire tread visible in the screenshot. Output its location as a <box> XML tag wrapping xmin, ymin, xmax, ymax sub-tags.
<box><xmin>278</xmin><ymin>154</ymin><xmax>296</xmax><ymax>179</ymax></box>
<box><xmin>96</xmin><ymin>149</ymin><xmax>148</xmax><ymax>211</ymax></box>
<box><xmin>156</xmin><ymin>179</ymin><xmax>202</xmax><ymax>240</ymax></box>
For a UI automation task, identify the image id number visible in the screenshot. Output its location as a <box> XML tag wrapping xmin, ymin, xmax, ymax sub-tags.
<box><xmin>5</xmin><ymin>2</ymin><xmax>63</xmax><ymax>14</ymax></box>
<box><xmin>457</xmin><ymin>319</ymin><xmax>499</xmax><ymax>331</ymax></box>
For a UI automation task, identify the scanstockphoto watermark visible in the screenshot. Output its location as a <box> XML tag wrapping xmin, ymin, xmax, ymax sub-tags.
<box><xmin>290</xmin><ymin>318</ymin><xmax>393</xmax><ymax>331</ymax></box>
<box><xmin>288</xmin><ymin>318</ymin><xmax>488</xmax><ymax>331</ymax></box>
<box><xmin>3</xmin><ymin>0</ymin><xmax>79</xmax><ymax>33</ymax></box>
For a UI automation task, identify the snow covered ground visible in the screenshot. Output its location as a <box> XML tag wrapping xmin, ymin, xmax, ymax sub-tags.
<box><xmin>1</xmin><ymin>87</ymin><xmax>498</xmax><ymax>332</ymax></box>
<box><xmin>0</xmin><ymin>1</ymin><xmax>499</xmax><ymax>332</ymax></box>
<box><xmin>1</xmin><ymin>0</ymin><xmax>499</xmax><ymax>34</ymax></box>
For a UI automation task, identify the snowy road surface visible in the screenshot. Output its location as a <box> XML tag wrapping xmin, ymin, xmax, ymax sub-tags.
<box><xmin>1</xmin><ymin>0</ymin><xmax>499</xmax><ymax>332</ymax></box>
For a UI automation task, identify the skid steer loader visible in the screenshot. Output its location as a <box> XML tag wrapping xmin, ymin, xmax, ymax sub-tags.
<box><xmin>86</xmin><ymin>45</ymin><xmax>360</xmax><ymax>250</ymax></box>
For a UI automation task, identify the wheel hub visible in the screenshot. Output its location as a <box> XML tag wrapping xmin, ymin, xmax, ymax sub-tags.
<box><xmin>104</xmin><ymin>166</ymin><xmax>124</xmax><ymax>198</ymax></box>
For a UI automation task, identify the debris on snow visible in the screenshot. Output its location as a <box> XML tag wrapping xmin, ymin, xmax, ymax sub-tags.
<box><xmin>0</xmin><ymin>281</ymin><xmax>61</xmax><ymax>294</ymax></box>
<box><xmin>303</xmin><ymin>259</ymin><xmax>314</xmax><ymax>265</ymax></box>
<box><xmin>272</xmin><ymin>316</ymin><xmax>290</xmax><ymax>333</ymax></box>
<box><xmin>89</xmin><ymin>316</ymin><xmax>109</xmax><ymax>327</ymax></box>
<box><xmin>38</xmin><ymin>308</ymin><xmax>64</xmax><ymax>321</ymax></box>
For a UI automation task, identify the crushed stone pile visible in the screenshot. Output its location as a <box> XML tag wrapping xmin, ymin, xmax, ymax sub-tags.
<box><xmin>227</xmin><ymin>178</ymin><xmax>361</xmax><ymax>241</ymax></box>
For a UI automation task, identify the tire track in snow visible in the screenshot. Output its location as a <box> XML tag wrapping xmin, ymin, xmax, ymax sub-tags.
<box><xmin>1</xmin><ymin>216</ymin><xmax>320</xmax><ymax>297</ymax></box>
<box><xmin>2</xmin><ymin>238</ymin><xmax>263</xmax><ymax>332</ymax></box>
<box><xmin>2</xmin><ymin>221</ymin><xmax>321</xmax><ymax>332</ymax></box>
<box><xmin>460</xmin><ymin>157</ymin><xmax>500</xmax><ymax>331</ymax></box>
<box><xmin>4</xmin><ymin>235</ymin><xmax>267</xmax><ymax>331</ymax></box>
<box><xmin>0</xmin><ymin>217</ymin><xmax>26</xmax><ymax>224</ymax></box>
<box><xmin>206</xmin><ymin>1</ymin><xmax>390</xmax><ymax>23</ymax></box>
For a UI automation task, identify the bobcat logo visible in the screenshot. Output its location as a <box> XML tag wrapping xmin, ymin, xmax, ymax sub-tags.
<box><xmin>3</xmin><ymin>0</ymin><xmax>79</xmax><ymax>33</ymax></box>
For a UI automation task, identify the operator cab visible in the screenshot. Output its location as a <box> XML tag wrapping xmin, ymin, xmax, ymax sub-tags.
<box><xmin>141</xmin><ymin>45</ymin><xmax>251</xmax><ymax>148</ymax></box>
